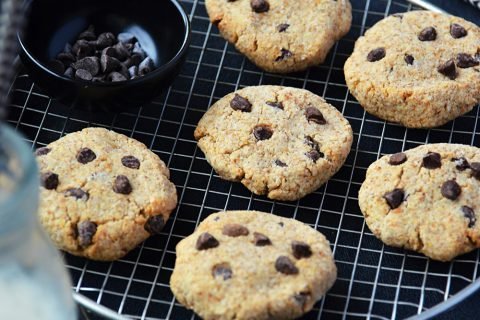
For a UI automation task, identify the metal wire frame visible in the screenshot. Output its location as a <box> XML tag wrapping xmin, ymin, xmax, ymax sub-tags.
<box><xmin>5</xmin><ymin>0</ymin><xmax>480</xmax><ymax>319</ymax></box>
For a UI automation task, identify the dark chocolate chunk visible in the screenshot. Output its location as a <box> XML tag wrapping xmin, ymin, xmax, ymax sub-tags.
<box><xmin>292</xmin><ymin>241</ymin><xmax>312</xmax><ymax>259</ymax></box>
<box><xmin>78</xmin><ymin>25</ymin><xmax>96</xmax><ymax>41</ymax></box>
<box><xmin>132</xmin><ymin>42</ymin><xmax>147</xmax><ymax>60</ymax></box>
<box><xmin>462</xmin><ymin>206</ymin><xmax>476</xmax><ymax>228</ymax></box>
<box><xmin>73</xmin><ymin>56</ymin><xmax>100</xmax><ymax>76</ymax></box>
<box><xmin>456</xmin><ymin>53</ymin><xmax>479</xmax><ymax>68</ymax></box>
<box><xmin>139</xmin><ymin>57</ymin><xmax>155</xmax><ymax>75</ymax></box>
<box><xmin>253</xmin><ymin>125</ymin><xmax>273</xmax><ymax>141</ymax></box>
<box><xmin>102</xmin><ymin>46</ymin><xmax>119</xmax><ymax>58</ymax></box>
<box><xmin>278</xmin><ymin>222</ymin><xmax>284</xmax><ymax>227</ymax></box>
<box><xmin>64</xmin><ymin>67</ymin><xmax>74</xmax><ymax>79</ymax></box>
<box><xmin>96</xmin><ymin>32</ymin><xmax>116</xmax><ymax>49</ymax></box>
<box><xmin>275</xmin><ymin>48</ymin><xmax>293</xmax><ymax>61</ymax></box>
<box><xmin>113</xmin><ymin>42</ymin><xmax>130</xmax><ymax>61</ymax></box>
<box><xmin>100</xmin><ymin>54</ymin><xmax>121</xmax><ymax>73</ymax></box>
<box><xmin>35</xmin><ymin>147</ymin><xmax>51</xmax><ymax>156</ymax></box>
<box><xmin>118</xmin><ymin>32</ymin><xmax>136</xmax><ymax>44</ymax></box>
<box><xmin>450</xmin><ymin>23</ymin><xmax>467</xmax><ymax>39</ymax></box>
<box><xmin>121</xmin><ymin>155</ymin><xmax>140</xmax><ymax>169</ymax></box>
<box><xmin>108</xmin><ymin>72</ymin><xmax>127</xmax><ymax>82</ymax></box>
<box><xmin>438</xmin><ymin>59</ymin><xmax>457</xmax><ymax>80</ymax></box>
<box><xmin>389</xmin><ymin>152</ymin><xmax>407</xmax><ymax>165</ymax></box>
<box><xmin>305</xmin><ymin>150</ymin><xmax>323</xmax><ymax>163</ymax></box>
<box><xmin>275</xmin><ymin>256</ymin><xmax>299</xmax><ymax>275</ymax></box>
<box><xmin>253</xmin><ymin>232</ymin><xmax>271</xmax><ymax>246</ymax></box>
<box><xmin>404</xmin><ymin>54</ymin><xmax>414</xmax><ymax>65</ymax></box>
<box><xmin>76</xmin><ymin>147</ymin><xmax>96</xmax><ymax>164</ymax></box>
<box><xmin>144</xmin><ymin>215</ymin><xmax>165</xmax><ymax>235</ymax></box>
<box><xmin>113</xmin><ymin>175</ymin><xmax>132</xmax><ymax>194</ymax></box>
<box><xmin>47</xmin><ymin>59</ymin><xmax>65</xmax><ymax>74</ymax></box>
<box><xmin>196</xmin><ymin>232</ymin><xmax>219</xmax><ymax>250</ymax></box>
<box><xmin>384</xmin><ymin>189</ymin><xmax>404</xmax><ymax>209</ymax></box>
<box><xmin>367</xmin><ymin>48</ymin><xmax>386</xmax><ymax>62</ymax></box>
<box><xmin>222</xmin><ymin>224</ymin><xmax>249</xmax><ymax>237</ymax></box>
<box><xmin>41</xmin><ymin>172</ymin><xmax>59</xmax><ymax>190</ymax></box>
<box><xmin>57</xmin><ymin>52</ymin><xmax>76</xmax><ymax>66</ymax></box>
<box><xmin>293</xmin><ymin>292</ymin><xmax>310</xmax><ymax>309</ymax></box>
<box><xmin>75</xmin><ymin>69</ymin><xmax>93</xmax><ymax>81</ymax></box>
<box><xmin>305</xmin><ymin>107</ymin><xmax>326</xmax><ymax>124</ymax></box>
<box><xmin>212</xmin><ymin>263</ymin><xmax>232</xmax><ymax>280</ymax></box>
<box><xmin>77</xmin><ymin>221</ymin><xmax>97</xmax><ymax>247</ymax></box>
<box><xmin>266</xmin><ymin>101</ymin><xmax>284</xmax><ymax>110</ymax></box>
<box><xmin>422</xmin><ymin>152</ymin><xmax>442</xmax><ymax>169</ymax></box>
<box><xmin>452</xmin><ymin>157</ymin><xmax>470</xmax><ymax>171</ymax></box>
<box><xmin>470</xmin><ymin>162</ymin><xmax>480</xmax><ymax>179</ymax></box>
<box><xmin>277</xmin><ymin>23</ymin><xmax>290</xmax><ymax>32</ymax></box>
<box><xmin>65</xmin><ymin>188</ymin><xmax>89</xmax><ymax>201</ymax></box>
<box><xmin>230</xmin><ymin>94</ymin><xmax>252</xmax><ymax>112</ymax></box>
<box><xmin>418</xmin><ymin>27</ymin><xmax>437</xmax><ymax>41</ymax></box>
<box><xmin>251</xmin><ymin>0</ymin><xmax>269</xmax><ymax>13</ymax></box>
<box><xmin>304</xmin><ymin>136</ymin><xmax>318</xmax><ymax>149</ymax></box>
<box><xmin>73</xmin><ymin>39</ymin><xmax>94</xmax><ymax>59</ymax></box>
<box><xmin>274</xmin><ymin>159</ymin><xmax>287</xmax><ymax>167</ymax></box>
<box><xmin>441</xmin><ymin>180</ymin><xmax>461</xmax><ymax>200</ymax></box>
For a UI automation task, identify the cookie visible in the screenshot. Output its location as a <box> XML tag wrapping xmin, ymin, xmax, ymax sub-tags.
<box><xmin>344</xmin><ymin>11</ymin><xmax>480</xmax><ymax>128</ymax></box>
<box><xmin>194</xmin><ymin>85</ymin><xmax>353</xmax><ymax>201</ymax></box>
<box><xmin>170</xmin><ymin>210</ymin><xmax>337</xmax><ymax>320</ymax></box>
<box><xmin>35</xmin><ymin>127</ymin><xmax>177</xmax><ymax>261</ymax></box>
<box><xmin>359</xmin><ymin>143</ymin><xmax>480</xmax><ymax>261</ymax></box>
<box><xmin>205</xmin><ymin>0</ymin><xmax>352</xmax><ymax>73</ymax></box>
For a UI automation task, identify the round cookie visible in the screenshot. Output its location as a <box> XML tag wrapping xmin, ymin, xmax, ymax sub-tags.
<box><xmin>205</xmin><ymin>0</ymin><xmax>352</xmax><ymax>73</ymax></box>
<box><xmin>359</xmin><ymin>143</ymin><xmax>480</xmax><ymax>261</ymax></box>
<box><xmin>194</xmin><ymin>85</ymin><xmax>353</xmax><ymax>201</ymax></box>
<box><xmin>170</xmin><ymin>210</ymin><xmax>337</xmax><ymax>320</ymax></box>
<box><xmin>344</xmin><ymin>11</ymin><xmax>480</xmax><ymax>128</ymax></box>
<box><xmin>35</xmin><ymin>127</ymin><xmax>177</xmax><ymax>261</ymax></box>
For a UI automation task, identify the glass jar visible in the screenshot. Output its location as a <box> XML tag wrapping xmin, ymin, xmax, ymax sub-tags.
<box><xmin>0</xmin><ymin>124</ymin><xmax>77</xmax><ymax>320</ymax></box>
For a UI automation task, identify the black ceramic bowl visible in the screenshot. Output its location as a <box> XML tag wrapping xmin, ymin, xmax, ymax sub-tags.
<box><xmin>18</xmin><ymin>0</ymin><xmax>190</xmax><ymax>112</ymax></box>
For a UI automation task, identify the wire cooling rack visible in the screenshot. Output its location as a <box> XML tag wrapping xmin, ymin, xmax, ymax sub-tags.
<box><xmin>5</xmin><ymin>0</ymin><xmax>480</xmax><ymax>319</ymax></box>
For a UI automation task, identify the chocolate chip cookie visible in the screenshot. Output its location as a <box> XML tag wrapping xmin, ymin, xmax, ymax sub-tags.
<box><xmin>170</xmin><ymin>210</ymin><xmax>337</xmax><ymax>320</ymax></box>
<box><xmin>359</xmin><ymin>143</ymin><xmax>480</xmax><ymax>261</ymax></box>
<box><xmin>194</xmin><ymin>86</ymin><xmax>353</xmax><ymax>201</ymax></box>
<box><xmin>35</xmin><ymin>128</ymin><xmax>177</xmax><ymax>261</ymax></box>
<box><xmin>344</xmin><ymin>11</ymin><xmax>480</xmax><ymax>128</ymax></box>
<box><xmin>205</xmin><ymin>0</ymin><xmax>352</xmax><ymax>73</ymax></box>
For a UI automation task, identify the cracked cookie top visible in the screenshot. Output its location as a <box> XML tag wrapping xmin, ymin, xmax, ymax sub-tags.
<box><xmin>205</xmin><ymin>0</ymin><xmax>352</xmax><ymax>73</ymax></box>
<box><xmin>194</xmin><ymin>85</ymin><xmax>353</xmax><ymax>201</ymax></box>
<box><xmin>36</xmin><ymin>127</ymin><xmax>178</xmax><ymax>261</ymax></box>
<box><xmin>359</xmin><ymin>143</ymin><xmax>480</xmax><ymax>261</ymax></box>
<box><xmin>170</xmin><ymin>210</ymin><xmax>337</xmax><ymax>320</ymax></box>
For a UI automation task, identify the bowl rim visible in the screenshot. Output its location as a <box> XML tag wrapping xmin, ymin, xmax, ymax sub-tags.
<box><xmin>17</xmin><ymin>0</ymin><xmax>191</xmax><ymax>86</ymax></box>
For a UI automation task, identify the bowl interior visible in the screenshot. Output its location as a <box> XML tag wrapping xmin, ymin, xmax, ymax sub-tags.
<box><xmin>22</xmin><ymin>0</ymin><xmax>188</xmax><ymax>69</ymax></box>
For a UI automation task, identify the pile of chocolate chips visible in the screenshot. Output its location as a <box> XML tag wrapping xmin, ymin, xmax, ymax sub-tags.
<box><xmin>47</xmin><ymin>25</ymin><xmax>155</xmax><ymax>82</ymax></box>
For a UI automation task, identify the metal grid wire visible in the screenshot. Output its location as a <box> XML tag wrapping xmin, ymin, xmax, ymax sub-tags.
<box><xmin>5</xmin><ymin>0</ymin><xmax>480</xmax><ymax>319</ymax></box>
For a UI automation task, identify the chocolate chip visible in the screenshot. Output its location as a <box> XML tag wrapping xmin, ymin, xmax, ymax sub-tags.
<box><xmin>102</xmin><ymin>46</ymin><xmax>118</xmax><ymax>58</ymax></box>
<box><xmin>438</xmin><ymin>59</ymin><xmax>457</xmax><ymax>80</ymax></box>
<box><xmin>418</xmin><ymin>27</ymin><xmax>437</xmax><ymax>41</ymax></box>
<box><xmin>96</xmin><ymin>32</ymin><xmax>116</xmax><ymax>49</ymax></box>
<box><xmin>292</xmin><ymin>241</ymin><xmax>312</xmax><ymax>259</ymax></box>
<box><xmin>113</xmin><ymin>175</ymin><xmax>132</xmax><ymax>194</ymax></box>
<box><xmin>367</xmin><ymin>48</ymin><xmax>386</xmax><ymax>62</ymax></box>
<box><xmin>65</xmin><ymin>188</ymin><xmax>89</xmax><ymax>201</ymax></box>
<box><xmin>118</xmin><ymin>32</ymin><xmax>136</xmax><ymax>44</ymax></box>
<box><xmin>73</xmin><ymin>39</ymin><xmax>94</xmax><ymax>59</ymax></box>
<box><xmin>76</xmin><ymin>147</ymin><xmax>96</xmax><ymax>164</ymax></box>
<box><xmin>275</xmin><ymin>48</ymin><xmax>293</xmax><ymax>61</ymax></box>
<box><xmin>222</xmin><ymin>224</ymin><xmax>249</xmax><ymax>237</ymax></box>
<box><xmin>404</xmin><ymin>54</ymin><xmax>414</xmax><ymax>65</ymax></box>
<box><xmin>470</xmin><ymin>162</ymin><xmax>480</xmax><ymax>179</ymax></box>
<box><xmin>253</xmin><ymin>232</ymin><xmax>271</xmax><ymax>246</ymax></box>
<box><xmin>47</xmin><ymin>59</ymin><xmax>65</xmax><ymax>74</ymax></box>
<box><xmin>441</xmin><ymin>180</ymin><xmax>461</xmax><ymax>200</ymax></box>
<box><xmin>305</xmin><ymin>150</ymin><xmax>323</xmax><ymax>163</ymax></box>
<box><xmin>251</xmin><ymin>0</ymin><xmax>269</xmax><ymax>13</ymax></box>
<box><xmin>139</xmin><ymin>57</ymin><xmax>155</xmax><ymax>75</ymax></box>
<box><xmin>72</xmin><ymin>56</ymin><xmax>100</xmax><ymax>76</ymax></box>
<box><xmin>462</xmin><ymin>206</ymin><xmax>476</xmax><ymax>228</ymax></box>
<box><xmin>293</xmin><ymin>292</ymin><xmax>310</xmax><ymax>309</ymax></box>
<box><xmin>304</xmin><ymin>136</ymin><xmax>318</xmax><ymax>149</ymax></box>
<box><xmin>108</xmin><ymin>71</ymin><xmax>127</xmax><ymax>82</ymax></box>
<box><xmin>196</xmin><ymin>232</ymin><xmax>219</xmax><ymax>250</ymax></box>
<box><xmin>212</xmin><ymin>263</ymin><xmax>232</xmax><ymax>280</ymax></box>
<box><xmin>78</xmin><ymin>25</ymin><xmax>96</xmax><ymax>41</ymax></box>
<box><xmin>132</xmin><ymin>42</ymin><xmax>147</xmax><ymax>60</ymax></box>
<box><xmin>100</xmin><ymin>54</ymin><xmax>121</xmax><ymax>73</ymax></box>
<box><xmin>121</xmin><ymin>155</ymin><xmax>140</xmax><ymax>169</ymax></box>
<box><xmin>266</xmin><ymin>101</ymin><xmax>284</xmax><ymax>110</ymax></box>
<box><xmin>450</xmin><ymin>23</ymin><xmax>467</xmax><ymax>39</ymax></box>
<box><xmin>275</xmin><ymin>159</ymin><xmax>287</xmax><ymax>167</ymax></box>
<box><xmin>423</xmin><ymin>152</ymin><xmax>442</xmax><ymax>169</ymax></box>
<box><xmin>253</xmin><ymin>125</ymin><xmax>273</xmax><ymax>141</ymax></box>
<box><xmin>389</xmin><ymin>152</ymin><xmax>407</xmax><ymax>165</ymax></box>
<box><xmin>452</xmin><ymin>157</ymin><xmax>470</xmax><ymax>171</ymax></box>
<box><xmin>230</xmin><ymin>94</ymin><xmax>252</xmax><ymax>112</ymax></box>
<box><xmin>113</xmin><ymin>42</ymin><xmax>130</xmax><ymax>61</ymax></box>
<box><xmin>144</xmin><ymin>215</ymin><xmax>165</xmax><ymax>235</ymax></box>
<box><xmin>64</xmin><ymin>67</ymin><xmax>74</xmax><ymax>79</ymax></box>
<box><xmin>278</xmin><ymin>222</ymin><xmax>284</xmax><ymax>227</ymax></box>
<box><xmin>384</xmin><ymin>189</ymin><xmax>404</xmax><ymax>209</ymax></box>
<box><xmin>77</xmin><ymin>221</ymin><xmax>97</xmax><ymax>247</ymax></box>
<box><xmin>456</xmin><ymin>53</ymin><xmax>479</xmax><ymax>68</ymax></box>
<box><xmin>41</xmin><ymin>172</ymin><xmax>59</xmax><ymax>190</ymax></box>
<box><xmin>35</xmin><ymin>147</ymin><xmax>51</xmax><ymax>156</ymax></box>
<box><xmin>75</xmin><ymin>69</ymin><xmax>93</xmax><ymax>81</ymax></box>
<box><xmin>277</xmin><ymin>23</ymin><xmax>290</xmax><ymax>32</ymax></box>
<box><xmin>305</xmin><ymin>107</ymin><xmax>326</xmax><ymax>124</ymax></box>
<box><xmin>57</xmin><ymin>52</ymin><xmax>76</xmax><ymax>66</ymax></box>
<box><xmin>275</xmin><ymin>256</ymin><xmax>299</xmax><ymax>275</ymax></box>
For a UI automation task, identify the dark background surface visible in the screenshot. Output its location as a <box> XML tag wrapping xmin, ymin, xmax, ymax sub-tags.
<box><xmin>431</xmin><ymin>0</ymin><xmax>480</xmax><ymax>23</ymax></box>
